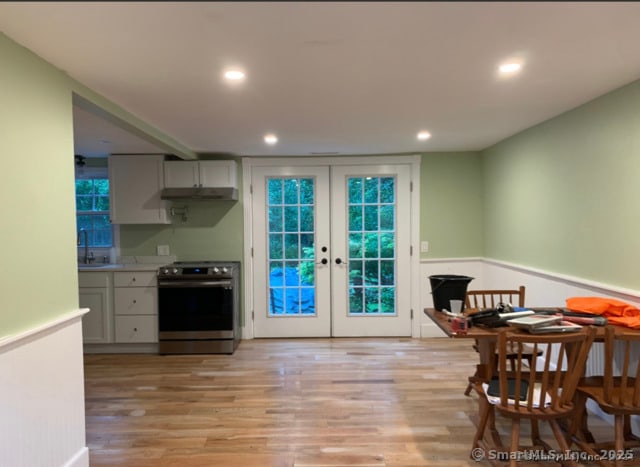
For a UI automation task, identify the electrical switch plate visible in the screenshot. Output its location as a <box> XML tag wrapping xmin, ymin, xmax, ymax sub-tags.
<box><xmin>157</xmin><ymin>245</ymin><xmax>170</xmax><ymax>256</ymax></box>
<box><xmin>420</xmin><ymin>241</ymin><xmax>429</xmax><ymax>253</ymax></box>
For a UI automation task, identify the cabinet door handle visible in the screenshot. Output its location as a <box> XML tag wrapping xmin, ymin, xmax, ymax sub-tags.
<box><xmin>132</xmin><ymin>277</ymin><xmax>136</xmax><ymax>282</ymax></box>
<box><xmin>133</xmin><ymin>300</ymin><xmax>137</xmax><ymax>304</ymax></box>
<box><xmin>133</xmin><ymin>327</ymin><xmax>138</xmax><ymax>332</ymax></box>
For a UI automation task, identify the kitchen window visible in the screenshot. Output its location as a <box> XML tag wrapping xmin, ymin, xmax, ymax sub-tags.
<box><xmin>75</xmin><ymin>169</ymin><xmax>113</xmax><ymax>247</ymax></box>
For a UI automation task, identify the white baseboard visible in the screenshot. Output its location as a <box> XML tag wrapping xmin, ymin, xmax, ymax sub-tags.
<box><xmin>84</xmin><ymin>342</ymin><xmax>158</xmax><ymax>354</ymax></box>
<box><xmin>63</xmin><ymin>447</ymin><xmax>89</xmax><ymax>467</ymax></box>
<box><xmin>421</xmin><ymin>322</ymin><xmax>447</xmax><ymax>338</ymax></box>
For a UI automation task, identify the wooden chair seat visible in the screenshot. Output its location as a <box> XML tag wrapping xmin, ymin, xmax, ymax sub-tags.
<box><xmin>578</xmin><ymin>378</ymin><xmax>638</xmax><ymax>415</ymax></box>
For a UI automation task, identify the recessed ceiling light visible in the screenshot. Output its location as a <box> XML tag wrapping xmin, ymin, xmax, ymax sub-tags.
<box><xmin>499</xmin><ymin>63</ymin><xmax>522</xmax><ymax>74</ymax></box>
<box><xmin>224</xmin><ymin>70</ymin><xmax>246</xmax><ymax>81</ymax></box>
<box><xmin>264</xmin><ymin>134</ymin><xmax>278</xmax><ymax>145</ymax></box>
<box><xmin>417</xmin><ymin>131</ymin><xmax>431</xmax><ymax>141</ymax></box>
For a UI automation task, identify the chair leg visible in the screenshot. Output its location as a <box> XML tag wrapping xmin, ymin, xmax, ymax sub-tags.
<box><xmin>465</xmin><ymin>364</ymin><xmax>482</xmax><ymax>396</ymax></box>
<box><xmin>472</xmin><ymin>395</ymin><xmax>491</xmax><ymax>449</ymax></box>
<box><xmin>549</xmin><ymin>419</ymin><xmax>577</xmax><ymax>467</ymax></box>
<box><xmin>615</xmin><ymin>415</ymin><xmax>624</xmax><ymax>467</ymax></box>
<box><xmin>487</xmin><ymin>406</ymin><xmax>504</xmax><ymax>448</ymax></box>
<box><xmin>464</xmin><ymin>380</ymin><xmax>473</xmax><ymax>396</ymax></box>
<box><xmin>530</xmin><ymin>419</ymin><xmax>541</xmax><ymax>446</ymax></box>
<box><xmin>509</xmin><ymin>419</ymin><xmax>521</xmax><ymax>467</ymax></box>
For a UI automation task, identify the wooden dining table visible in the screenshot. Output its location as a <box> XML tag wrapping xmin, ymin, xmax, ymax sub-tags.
<box><xmin>423</xmin><ymin>307</ymin><xmax>631</xmax><ymax>446</ymax></box>
<box><xmin>424</xmin><ymin>307</ymin><xmax>612</xmax><ymax>383</ymax></box>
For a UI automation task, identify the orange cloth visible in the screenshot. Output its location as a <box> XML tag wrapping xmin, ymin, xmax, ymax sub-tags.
<box><xmin>566</xmin><ymin>297</ymin><xmax>640</xmax><ymax>329</ymax></box>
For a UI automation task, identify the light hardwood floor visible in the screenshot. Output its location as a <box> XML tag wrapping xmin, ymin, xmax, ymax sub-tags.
<box><xmin>84</xmin><ymin>338</ymin><xmax>608</xmax><ymax>466</ymax></box>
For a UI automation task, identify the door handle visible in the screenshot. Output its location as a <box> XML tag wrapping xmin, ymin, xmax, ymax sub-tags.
<box><xmin>317</xmin><ymin>258</ymin><xmax>328</xmax><ymax>265</ymax></box>
<box><xmin>335</xmin><ymin>258</ymin><xmax>348</xmax><ymax>265</ymax></box>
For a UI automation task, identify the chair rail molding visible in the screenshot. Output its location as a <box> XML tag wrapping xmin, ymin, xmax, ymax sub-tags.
<box><xmin>419</xmin><ymin>257</ymin><xmax>640</xmax><ymax>338</ymax></box>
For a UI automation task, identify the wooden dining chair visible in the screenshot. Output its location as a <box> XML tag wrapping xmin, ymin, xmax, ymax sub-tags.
<box><xmin>465</xmin><ymin>286</ymin><xmax>526</xmax><ymax>310</ymax></box>
<box><xmin>464</xmin><ymin>286</ymin><xmax>533</xmax><ymax>396</ymax></box>
<box><xmin>471</xmin><ymin>326</ymin><xmax>597</xmax><ymax>467</ymax></box>
<box><xmin>569</xmin><ymin>326</ymin><xmax>640</xmax><ymax>466</ymax></box>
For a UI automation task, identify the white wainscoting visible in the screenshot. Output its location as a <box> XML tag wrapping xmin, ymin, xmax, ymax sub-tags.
<box><xmin>0</xmin><ymin>310</ymin><xmax>89</xmax><ymax>467</ymax></box>
<box><xmin>420</xmin><ymin>257</ymin><xmax>640</xmax><ymax>337</ymax></box>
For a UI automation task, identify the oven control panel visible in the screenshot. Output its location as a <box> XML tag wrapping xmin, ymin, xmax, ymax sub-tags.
<box><xmin>158</xmin><ymin>262</ymin><xmax>237</xmax><ymax>278</ymax></box>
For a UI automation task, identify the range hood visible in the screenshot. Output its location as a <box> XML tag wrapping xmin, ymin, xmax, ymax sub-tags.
<box><xmin>160</xmin><ymin>187</ymin><xmax>238</xmax><ymax>201</ymax></box>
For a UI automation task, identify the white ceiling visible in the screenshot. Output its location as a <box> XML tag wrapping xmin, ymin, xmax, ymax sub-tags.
<box><xmin>2</xmin><ymin>2</ymin><xmax>640</xmax><ymax>157</ymax></box>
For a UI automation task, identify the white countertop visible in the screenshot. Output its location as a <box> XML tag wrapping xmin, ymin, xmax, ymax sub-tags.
<box><xmin>77</xmin><ymin>263</ymin><xmax>169</xmax><ymax>272</ymax></box>
<box><xmin>77</xmin><ymin>255</ymin><xmax>175</xmax><ymax>272</ymax></box>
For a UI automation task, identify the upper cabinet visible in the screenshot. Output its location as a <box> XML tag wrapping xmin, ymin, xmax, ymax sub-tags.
<box><xmin>164</xmin><ymin>160</ymin><xmax>237</xmax><ymax>189</ymax></box>
<box><xmin>109</xmin><ymin>155</ymin><xmax>170</xmax><ymax>224</ymax></box>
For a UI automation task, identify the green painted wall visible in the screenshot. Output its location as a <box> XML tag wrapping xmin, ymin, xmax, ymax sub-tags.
<box><xmin>118</xmin><ymin>198</ymin><xmax>244</xmax><ymax>261</ymax></box>
<box><xmin>482</xmin><ymin>79</ymin><xmax>640</xmax><ymax>289</ymax></box>
<box><xmin>0</xmin><ymin>33</ymin><xmax>79</xmax><ymax>336</ymax></box>
<box><xmin>420</xmin><ymin>152</ymin><xmax>484</xmax><ymax>258</ymax></box>
<box><xmin>0</xmin><ymin>31</ymin><xmax>196</xmax><ymax>339</ymax></box>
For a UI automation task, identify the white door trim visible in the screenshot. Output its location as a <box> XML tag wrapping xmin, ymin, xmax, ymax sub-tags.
<box><xmin>242</xmin><ymin>155</ymin><xmax>422</xmax><ymax>339</ymax></box>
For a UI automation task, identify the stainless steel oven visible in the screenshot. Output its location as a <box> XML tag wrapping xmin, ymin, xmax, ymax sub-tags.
<box><xmin>157</xmin><ymin>261</ymin><xmax>240</xmax><ymax>354</ymax></box>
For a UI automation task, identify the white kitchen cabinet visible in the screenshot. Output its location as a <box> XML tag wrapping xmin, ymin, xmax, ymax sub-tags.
<box><xmin>114</xmin><ymin>271</ymin><xmax>158</xmax><ymax>343</ymax></box>
<box><xmin>114</xmin><ymin>316</ymin><xmax>158</xmax><ymax>343</ymax></box>
<box><xmin>164</xmin><ymin>160</ymin><xmax>237</xmax><ymax>188</ymax></box>
<box><xmin>114</xmin><ymin>287</ymin><xmax>156</xmax><ymax>315</ymax></box>
<box><xmin>79</xmin><ymin>272</ymin><xmax>113</xmax><ymax>344</ymax></box>
<box><xmin>109</xmin><ymin>154</ymin><xmax>170</xmax><ymax>224</ymax></box>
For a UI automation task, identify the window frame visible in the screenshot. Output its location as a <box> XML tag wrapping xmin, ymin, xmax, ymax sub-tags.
<box><xmin>75</xmin><ymin>166</ymin><xmax>114</xmax><ymax>250</ymax></box>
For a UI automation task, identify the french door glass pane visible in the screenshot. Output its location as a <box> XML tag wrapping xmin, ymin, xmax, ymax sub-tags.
<box><xmin>347</xmin><ymin>176</ymin><xmax>396</xmax><ymax>315</ymax></box>
<box><xmin>267</xmin><ymin>177</ymin><xmax>316</xmax><ymax>315</ymax></box>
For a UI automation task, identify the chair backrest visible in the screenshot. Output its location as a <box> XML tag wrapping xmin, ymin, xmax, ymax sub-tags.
<box><xmin>495</xmin><ymin>326</ymin><xmax>596</xmax><ymax>415</ymax></box>
<box><xmin>465</xmin><ymin>286</ymin><xmax>526</xmax><ymax>309</ymax></box>
<box><xmin>602</xmin><ymin>326</ymin><xmax>640</xmax><ymax>410</ymax></box>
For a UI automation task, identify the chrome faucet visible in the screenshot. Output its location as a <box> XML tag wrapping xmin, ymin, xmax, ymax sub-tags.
<box><xmin>77</xmin><ymin>229</ymin><xmax>93</xmax><ymax>264</ymax></box>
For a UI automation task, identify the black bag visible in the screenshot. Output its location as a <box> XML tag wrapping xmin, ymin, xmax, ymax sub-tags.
<box><xmin>468</xmin><ymin>309</ymin><xmax>508</xmax><ymax>328</ymax></box>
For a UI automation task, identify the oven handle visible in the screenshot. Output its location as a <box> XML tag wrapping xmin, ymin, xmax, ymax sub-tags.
<box><xmin>158</xmin><ymin>280</ymin><xmax>232</xmax><ymax>288</ymax></box>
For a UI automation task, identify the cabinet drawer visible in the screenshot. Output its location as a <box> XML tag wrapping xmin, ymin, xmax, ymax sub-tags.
<box><xmin>78</xmin><ymin>272</ymin><xmax>111</xmax><ymax>288</ymax></box>
<box><xmin>114</xmin><ymin>271</ymin><xmax>157</xmax><ymax>287</ymax></box>
<box><xmin>114</xmin><ymin>287</ymin><xmax>157</xmax><ymax>315</ymax></box>
<box><xmin>115</xmin><ymin>316</ymin><xmax>158</xmax><ymax>343</ymax></box>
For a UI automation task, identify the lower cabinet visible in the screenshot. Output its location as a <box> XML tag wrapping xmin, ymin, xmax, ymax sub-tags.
<box><xmin>79</xmin><ymin>272</ymin><xmax>113</xmax><ymax>344</ymax></box>
<box><xmin>114</xmin><ymin>271</ymin><xmax>158</xmax><ymax>343</ymax></box>
<box><xmin>79</xmin><ymin>269</ymin><xmax>158</xmax><ymax>346</ymax></box>
<box><xmin>114</xmin><ymin>315</ymin><xmax>158</xmax><ymax>343</ymax></box>
<box><xmin>79</xmin><ymin>287</ymin><xmax>112</xmax><ymax>343</ymax></box>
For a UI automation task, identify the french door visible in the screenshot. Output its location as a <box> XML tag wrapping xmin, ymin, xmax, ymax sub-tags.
<box><xmin>251</xmin><ymin>162</ymin><xmax>412</xmax><ymax>338</ymax></box>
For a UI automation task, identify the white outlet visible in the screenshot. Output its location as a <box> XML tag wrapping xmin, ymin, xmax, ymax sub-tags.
<box><xmin>420</xmin><ymin>241</ymin><xmax>429</xmax><ymax>253</ymax></box>
<box><xmin>157</xmin><ymin>245</ymin><xmax>170</xmax><ymax>256</ymax></box>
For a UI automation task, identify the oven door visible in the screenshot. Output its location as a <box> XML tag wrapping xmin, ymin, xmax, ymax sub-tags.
<box><xmin>158</xmin><ymin>279</ymin><xmax>234</xmax><ymax>339</ymax></box>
